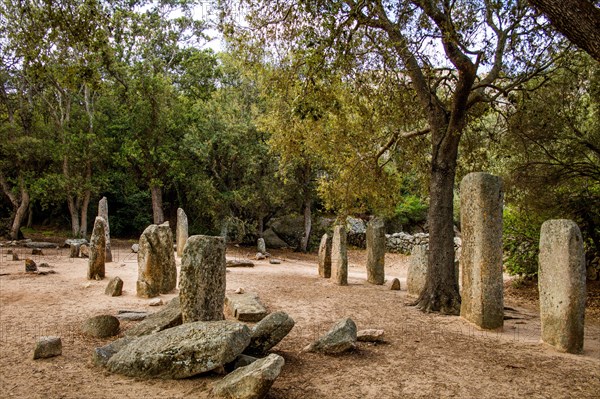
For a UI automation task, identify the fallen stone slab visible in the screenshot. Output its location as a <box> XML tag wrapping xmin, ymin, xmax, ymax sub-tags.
<box><xmin>226</xmin><ymin>293</ymin><xmax>269</xmax><ymax>322</ymax></box>
<box><xmin>33</xmin><ymin>336</ymin><xmax>62</xmax><ymax>359</ymax></box>
<box><xmin>107</xmin><ymin>320</ymin><xmax>252</xmax><ymax>379</ymax></box>
<box><xmin>117</xmin><ymin>312</ymin><xmax>149</xmax><ymax>321</ymax></box>
<box><xmin>357</xmin><ymin>329</ymin><xmax>385</xmax><ymax>343</ymax></box>
<box><xmin>124</xmin><ymin>297</ymin><xmax>182</xmax><ymax>337</ymax></box>
<box><xmin>244</xmin><ymin>311</ymin><xmax>295</xmax><ymax>356</ymax></box>
<box><xmin>269</xmin><ymin>259</ymin><xmax>281</xmax><ymax>265</ymax></box>
<box><xmin>25</xmin><ymin>242</ymin><xmax>58</xmax><ymax>249</ymax></box>
<box><xmin>93</xmin><ymin>336</ymin><xmax>137</xmax><ymax>367</ymax></box>
<box><xmin>227</xmin><ymin>260</ymin><xmax>255</xmax><ymax>268</ymax></box>
<box><xmin>212</xmin><ymin>354</ymin><xmax>285</xmax><ymax>399</ymax></box>
<box><xmin>304</xmin><ymin>318</ymin><xmax>357</xmax><ymax>354</ymax></box>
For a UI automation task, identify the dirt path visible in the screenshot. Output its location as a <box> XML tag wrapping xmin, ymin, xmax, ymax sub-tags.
<box><xmin>1</xmin><ymin>243</ymin><xmax>599</xmax><ymax>398</ymax></box>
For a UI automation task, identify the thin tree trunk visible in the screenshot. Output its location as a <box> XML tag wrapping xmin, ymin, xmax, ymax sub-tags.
<box><xmin>67</xmin><ymin>196</ymin><xmax>81</xmax><ymax>237</ymax></box>
<box><xmin>150</xmin><ymin>184</ymin><xmax>164</xmax><ymax>224</ymax></box>
<box><xmin>415</xmin><ymin>128</ymin><xmax>461</xmax><ymax>315</ymax></box>
<box><xmin>27</xmin><ymin>203</ymin><xmax>33</xmax><ymax>228</ymax></box>
<box><xmin>10</xmin><ymin>182</ymin><xmax>29</xmax><ymax>240</ymax></box>
<box><xmin>79</xmin><ymin>190</ymin><xmax>91</xmax><ymax>237</ymax></box>
<box><xmin>299</xmin><ymin>199</ymin><xmax>312</xmax><ymax>253</ymax></box>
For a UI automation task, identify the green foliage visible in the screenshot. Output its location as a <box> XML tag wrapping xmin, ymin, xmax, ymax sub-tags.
<box><xmin>394</xmin><ymin>195</ymin><xmax>428</xmax><ymax>226</ymax></box>
<box><xmin>503</xmin><ymin>207</ymin><xmax>543</xmax><ymax>277</ymax></box>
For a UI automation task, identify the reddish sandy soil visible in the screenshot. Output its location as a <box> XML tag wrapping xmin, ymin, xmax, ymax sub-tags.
<box><xmin>0</xmin><ymin>239</ymin><xmax>599</xmax><ymax>399</ymax></box>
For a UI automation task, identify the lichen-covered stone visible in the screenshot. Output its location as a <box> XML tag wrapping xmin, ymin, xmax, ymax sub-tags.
<box><xmin>212</xmin><ymin>354</ymin><xmax>285</xmax><ymax>399</ymax></box>
<box><xmin>304</xmin><ymin>318</ymin><xmax>357</xmax><ymax>354</ymax></box>
<box><xmin>226</xmin><ymin>293</ymin><xmax>269</xmax><ymax>322</ymax></box>
<box><xmin>105</xmin><ymin>276</ymin><xmax>123</xmax><ymax>297</ymax></box>
<box><xmin>93</xmin><ymin>336</ymin><xmax>136</xmax><ymax>367</ymax></box>
<box><xmin>257</xmin><ymin>238</ymin><xmax>266</xmax><ymax>255</ymax></box>
<box><xmin>331</xmin><ymin>225</ymin><xmax>348</xmax><ymax>286</ymax></box>
<box><xmin>82</xmin><ymin>315</ymin><xmax>120</xmax><ymax>338</ymax></box>
<box><xmin>176</xmin><ymin>207</ymin><xmax>188</xmax><ymax>257</ymax></box>
<box><xmin>125</xmin><ymin>297</ymin><xmax>182</xmax><ymax>337</ymax></box>
<box><xmin>539</xmin><ymin>219</ymin><xmax>586</xmax><ymax>354</ymax></box>
<box><xmin>88</xmin><ymin>217</ymin><xmax>107</xmax><ymax>280</ymax></box>
<box><xmin>407</xmin><ymin>245</ymin><xmax>428</xmax><ymax>296</ymax></box>
<box><xmin>179</xmin><ymin>235</ymin><xmax>226</xmax><ymax>323</ymax></box>
<box><xmin>136</xmin><ymin>223</ymin><xmax>177</xmax><ymax>298</ymax></box>
<box><xmin>459</xmin><ymin>172</ymin><xmax>504</xmax><ymax>330</ymax></box>
<box><xmin>318</xmin><ymin>234</ymin><xmax>332</xmax><ymax>278</ymax></box>
<box><xmin>366</xmin><ymin>218</ymin><xmax>385</xmax><ymax>285</ymax></box>
<box><xmin>107</xmin><ymin>320</ymin><xmax>252</xmax><ymax>379</ymax></box>
<box><xmin>244</xmin><ymin>311</ymin><xmax>295</xmax><ymax>356</ymax></box>
<box><xmin>98</xmin><ymin>197</ymin><xmax>112</xmax><ymax>262</ymax></box>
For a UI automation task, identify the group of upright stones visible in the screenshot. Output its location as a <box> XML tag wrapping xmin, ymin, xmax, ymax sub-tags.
<box><xmin>317</xmin><ymin>172</ymin><xmax>587</xmax><ymax>354</ymax></box>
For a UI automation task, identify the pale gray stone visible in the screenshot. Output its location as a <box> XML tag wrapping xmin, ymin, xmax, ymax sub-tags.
<box><xmin>407</xmin><ymin>245</ymin><xmax>428</xmax><ymax>296</ymax></box>
<box><xmin>539</xmin><ymin>219</ymin><xmax>586</xmax><ymax>354</ymax></box>
<box><xmin>227</xmin><ymin>260</ymin><xmax>255</xmax><ymax>268</ymax></box>
<box><xmin>82</xmin><ymin>315</ymin><xmax>120</xmax><ymax>338</ymax></box>
<box><xmin>25</xmin><ymin>242</ymin><xmax>57</xmax><ymax>249</ymax></box>
<box><xmin>257</xmin><ymin>237</ymin><xmax>266</xmax><ymax>255</ymax></box>
<box><xmin>176</xmin><ymin>207</ymin><xmax>188</xmax><ymax>257</ymax></box>
<box><xmin>124</xmin><ymin>297</ymin><xmax>182</xmax><ymax>337</ymax></box>
<box><xmin>88</xmin><ymin>217</ymin><xmax>107</xmax><ymax>280</ymax></box>
<box><xmin>459</xmin><ymin>172</ymin><xmax>504</xmax><ymax>330</ymax></box>
<box><xmin>98</xmin><ymin>197</ymin><xmax>112</xmax><ymax>262</ymax></box>
<box><xmin>136</xmin><ymin>223</ymin><xmax>177</xmax><ymax>298</ymax></box>
<box><xmin>33</xmin><ymin>336</ymin><xmax>62</xmax><ymax>359</ymax></box>
<box><xmin>93</xmin><ymin>336</ymin><xmax>136</xmax><ymax>367</ymax></box>
<box><xmin>107</xmin><ymin>320</ymin><xmax>252</xmax><ymax>379</ymax></box>
<box><xmin>304</xmin><ymin>318</ymin><xmax>357</xmax><ymax>354</ymax></box>
<box><xmin>366</xmin><ymin>218</ymin><xmax>385</xmax><ymax>285</ymax></box>
<box><xmin>212</xmin><ymin>354</ymin><xmax>285</xmax><ymax>399</ymax></box>
<box><xmin>131</xmin><ymin>243</ymin><xmax>139</xmax><ymax>253</ymax></box>
<box><xmin>179</xmin><ymin>235</ymin><xmax>226</xmax><ymax>323</ymax></box>
<box><xmin>357</xmin><ymin>329</ymin><xmax>385</xmax><ymax>342</ymax></box>
<box><xmin>318</xmin><ymin>233</ymin><xmax>332</xmax><ymax>278</ymax></box>
<box><xmin>245</xmin><ymin>311</ymin><xmax>295</xmax><ymax>356</ymax></box>
<box><xmin>226</xmin><ymin>293</ymin><xmax>269</xmax><ymax>322</ymax></box>
<box><xmin>105</xmin><ymin>276</ymin><xmax>123</xmax><ymax>297</ymax></box>
<box><xmin>331</xmin><ymin>225</ymin><xmax>348</xmax><ymax>286</ymax></box>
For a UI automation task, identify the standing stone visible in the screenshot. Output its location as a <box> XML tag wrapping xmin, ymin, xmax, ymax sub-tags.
<box><xmin>539</xmin><ymin>220</ymin><xmax>586</xmax><ymax>354</ymax></box>
<box><xmin>176</xmin><ymin>207</ymin><xmax>188</xmax><ymax>257</ymax></box>
<box><xmin>257</xmin><ymin>237</ymin><xmax>266</xmax><ymax>255</ymax></box>
<box><xmin>331</xmin><ymin>225</ymin><xmax>348</xmax><ymax>286</ymax></box>
<box><xmin>98</xmin><ymin>197</ymin><xmax>112</xmax><ymax>262</ymax></box>
<box><xmin>69</xmin><ymin>244</ymin><xmax>80</xmax><ymax>258</ymax></box>
<box><xmin>459</xmin><ymin>172</ymin><xmax>504</xmax><ymax>330</ymax></box>
<box><xmin>318</xmin><ymin>234</ymin><xmax>332</xmax><ymax>278</ymax></box>
<box><xmin>389</xmin><ymin>278</ymin><xmax>401</xmax><ymax>291</ymax></box>
<box><xmin>407</xmin><ymin>245</ymin><xmax>428</xmax><ymax>296</ymax></box>
<box><xmin>136</xmin><ymin>222</ymin><xmax>177</xmax><ymax>298</ymax></box>
<box><xmin>88</xmin><ymin>216</ymin><xmax>107</xmax><ymax>280</ymax></box>
<box><xmin>25</xmin><ymin>258</ymin><xmax>37</xmax><ymax>273</ymax></box>
<box><xmin>179</xmin><ymin>235</ymin><xmax>226</xmax><ymax>323</ymax></box>
<box><xmin>105</xmin><ymin>276</ymin><xmax>124</xmax><ymax>297</ymax></box>
<box><xmin>366</xmin><ymin>217</ymin><xmax>385</xmax><ymax>285</ymax></box>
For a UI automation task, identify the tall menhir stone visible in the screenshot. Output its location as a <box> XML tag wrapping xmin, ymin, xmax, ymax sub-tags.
<box><xmin>331</xmin><ymin>225</ymin><xmax>348</xmax><ymax>286</ymax></box>
<box><xmin>459</xmin><ymin>172</ymin><xmax>504</xmax><ymax>330</ymax></box>
<box><xmin>318</xmin><ymin>234</ymin><xmax>332</xmax><ymax>278</ymax></box>
<box><xmin>407</xmin><ymin>245</ymin><xmax>428</xmax><ymax>296</ymax></box>
<box><xmin>176</xmin><ymin>208</ymin><xmax>189</xmax><ymax>257</ymax></box>
<box><xmin>98</xmin><ymin>197</ymin><xmax>112</xmax><ymax>262</ymax></box>
<box><xmin>539</xmin><ymin>220</ymin><xmax>586</xmax><ymax>354</ymax></box>
<box><xmin>179</xmin><ymin>235</ymin><xmax>226</xmax><ymax>323</ymax></box>
<box><xmin>88</xmin><ymin>217</ymin><xmax>107</xmax><ymax>280</ymax></box>
<box><xmin>366</xmin><ymin>218</ymin><xmax>385</xmax><ymax>285</ymax></box>
<box><xmin>137</xmin><ymin>222</ymin><xmax>177</xmax><ymax>298</ymax></box>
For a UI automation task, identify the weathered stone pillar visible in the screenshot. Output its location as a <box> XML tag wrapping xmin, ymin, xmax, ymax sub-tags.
<box><xmin>176</xmin><ymin>208</ymin><xmax>189</xmax><ymax>257</ymax></box>
<box><xmin>318</xmin><ymin>234</ymin><xmax>332</xmax><ymax>278</ymax></box>
<box><xmin>88</xmin><ymin>216</ymin><xmax>107</xmax><ymax>280</ymax></box>
<box><xmin>179</xmin><ymin>235</ymin><xmax>226</xmax><ymax>322</ymax></box>
<box><xmin>136</xmin><ymin>222</ymin><xmax>177</xmax><ymax>298</ymax></box>
<box><xmin>257</xmin><ymin>238</ymin><xmax>266</xmax><ymax>255</ymax></box>
<box><xmin>331</xmin><ymin>225</ymin><xmax>348</xmax><ymax>286</ymax></box>
<box><xmin>366</xmin><ymin>218</ymin><xmax>385</xmax><ymax>285</ymax></box>
<box><xmin>407</xmin><ymin>245</ymin><xmax>428</xmax><ymax>296</ymax></box>
<box><xmin>98</xmin><ymin>197</ymin><xmax>112</xmax><ymax>262</ymax></box>
<box><xmin>459</xmin><ymin>172</ymin><xmax>504</xmax><ymax>330</ymax></box>
<box><xmin>539</xmin><ymin>220</ymin><xmax>586</xmax><ymax>353</ymax></box>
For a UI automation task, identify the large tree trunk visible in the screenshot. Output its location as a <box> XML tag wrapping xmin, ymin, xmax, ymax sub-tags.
<box><xmin>150</xmin><ymin>184</ymin><xmax>164</xmax><ymax>224</ymax></box>
<box><xmin>529</xmin><ymin>0</ymin><xmax>600</xmax><ymax>62</ymax></box>
<box><xmin>299</xmin><ymin>199</ymin><xmax>312</xmax><ymax>253</ymax></box>
<box><xmin>67</xmin><ymin>196</ymin><xmax>81</xmax><ymax>237</ymax></box>
<box><xmin>414</xmin><ymin>127</ymin><xmax>462</xmax><ymax>315</ymax></box>
<box><xmin>9</xmin><ymin>182</ymin><xmax>29</xmax><ymax>240</ymax></box>
<box><xmin>79</xmin><ymin>190</ymin><xmax>91</xmax><ymax>237</ymax></box>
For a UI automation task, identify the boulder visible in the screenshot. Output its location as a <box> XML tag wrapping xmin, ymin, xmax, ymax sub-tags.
<box><xmin>212</xmin><ymin>354</ymin><xmax>285</xmax><ymax>399</ymax></box>
<box><xmin>262</xmin><ymin>228</ymin><xmax>288</xmax><ymax>249</ymax></box>
<box><xmin>105</xmin><ymin>276</ymin><xmax>123</xmax><ymax>297</ymax></box>
<box><xmin>33</xmin><ymin>336</ymin><xmax>62</xmax><ymax>359</ymax></box>
<box><xmin>268</xmin><ymin>215</ymin><xmax>305</xmax><ymax>248</ymax></box>
<box><xmin>124</xmin><ymin>297</ymin><xmax>182</xmax><ymax>337</ymax></box>
<box><xmin>107</xmin><ymin>320</ymin><xmax>252</xmax><ymax>379</ymax></box>
<box><xmin>226</xmin><ymin>293</ymin><xmax>269</xmax><ymax>322</ymax></box>
<box><xmin>131</xmin><ymin>243</ymin><xmax>139</xmax><ymax>253</ymax></box>
<box><xmin>304</xmin><ymin>318</ymin><xmax>357</xmax><ymax>354</ymax></box>
<box><xmin>244</xmin><ymin>311</ymin><xmax>295</xmax><ymax>356</ymax></box>
<box><xmin>82</xmin><ymin>315</ymin><xmax>120</xmax><ymax>338</ymax></box>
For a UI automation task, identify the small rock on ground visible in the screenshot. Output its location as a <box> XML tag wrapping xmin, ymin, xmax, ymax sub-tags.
<box><xmin>357</xmin><ymin>329</ymin><xmax>385</xmax><ymax>342</ymax></box>
<box><xmin>33</xmin><ymin>336</ymin><xmax>62</xmax><ymax>359</ymax></box>
<box><xmin>390</xmin><ymin>278</ymin><xmax>401</xmax><ymax>291</ymax></box>
<box><xmin>304</xmin><ymin>318</ymin><xmax>357</xmax><ymax>354</ymax></box>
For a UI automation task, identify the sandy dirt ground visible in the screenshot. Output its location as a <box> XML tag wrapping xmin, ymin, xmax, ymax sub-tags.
<box><xmin>0</xmin><ymin>240</ymin><xmax>599</xmax><ymax>399</ymax></box>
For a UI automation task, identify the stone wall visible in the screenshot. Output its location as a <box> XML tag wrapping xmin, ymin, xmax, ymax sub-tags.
<box><xmin>386</xmin><ymin>232</ymin><xmax>462</xmax><ymax>255</ymax></box>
